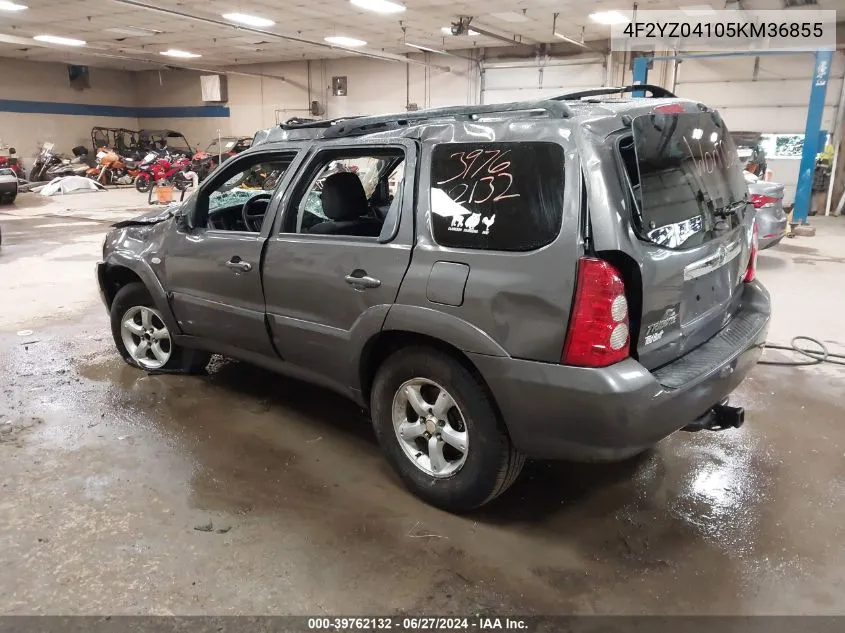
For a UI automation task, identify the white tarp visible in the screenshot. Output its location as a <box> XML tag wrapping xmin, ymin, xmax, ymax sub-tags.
<box><xmin>36</xmin><ymin>176</ymin><xmax>106</xmax><ymax>196</ymax></box>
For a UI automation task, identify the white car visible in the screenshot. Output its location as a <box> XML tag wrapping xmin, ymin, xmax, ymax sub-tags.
<box><xmin>0</xmin><ymin>166</ymin><xmax>17</xmax><ymax>205</ymax></box>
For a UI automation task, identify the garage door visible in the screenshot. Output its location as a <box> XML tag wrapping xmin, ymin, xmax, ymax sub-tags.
<box><xmin>675</xmin><ymin>53</ymin><xmax>844</xmax><ymax>133</ymax></box>
<box><xmin>674</xmin><ymin>52</ymin><xmax>845</xmax><ymax>204</ymax></box>
<box><xmin>481</xmin><ymin>58</ymin><xmax>606</xmax><ymax>104</ymax></box>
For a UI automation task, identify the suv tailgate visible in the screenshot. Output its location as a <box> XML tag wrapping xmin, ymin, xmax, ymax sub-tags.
<box><xmin>615</xmin><ymin>110</ymin><xmax>754</xmax><ymax>370</ymax></box>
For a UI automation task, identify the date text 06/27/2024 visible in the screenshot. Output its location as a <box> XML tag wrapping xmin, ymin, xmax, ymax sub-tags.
<box><xmin>307</xmin><ymin>616</ymin><xmax>528</xmax><ymax>631</ymax></box>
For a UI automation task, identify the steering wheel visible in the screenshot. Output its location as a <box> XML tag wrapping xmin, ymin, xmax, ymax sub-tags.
<box><xmin>242</xmin><ymin>193</ymin><xmax>273</xmax><ymax>232</ymax></box>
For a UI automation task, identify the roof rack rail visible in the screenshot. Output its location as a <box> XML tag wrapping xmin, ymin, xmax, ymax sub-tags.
<box><xmin>279</xmin><ymin>116</ymin><xmax>362</xmax><ymax>130</ymax></box>
<box><xmin>320</xmin><ymin>99</ymin><xmax>572</xmax><ymax>139</ymax></box>
<box><xmin>553</xmin><ymin>84</ymin><xmax>676</xmax><ymax>101</ymax></box>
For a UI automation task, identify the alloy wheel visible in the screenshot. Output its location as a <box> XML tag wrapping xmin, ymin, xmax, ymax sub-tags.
<box><xmin>391</xmin><ymin>378</ymin><xmax>468</xmax><ymax>478</ymax></box>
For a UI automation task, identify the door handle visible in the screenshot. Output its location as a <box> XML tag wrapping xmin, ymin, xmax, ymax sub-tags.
<box><xmin>226</xmin><ymin>258</ymin><xmax>252</xmax><ymax>272</ymax></box>
<box><xmin>345</xmin><ymin>272</ymin><xmax>381</xmax><ymax>289</ymax></box>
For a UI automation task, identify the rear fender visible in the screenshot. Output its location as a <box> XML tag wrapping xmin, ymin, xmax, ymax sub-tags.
<box><xmin>382</xmin><ymin>305</ymin><xmax>508</xmax><ymax>357</ymax></box>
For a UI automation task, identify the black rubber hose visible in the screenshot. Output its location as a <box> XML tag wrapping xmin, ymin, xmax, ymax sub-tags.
<box><xmin>759</xmin><ymin>336</ymin><xmax>845</xmax><ymax>367</ymax></box>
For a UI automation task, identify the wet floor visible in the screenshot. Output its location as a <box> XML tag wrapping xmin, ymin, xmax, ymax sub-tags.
<box><xmin>1</xmin><ymin>211</ymin><xmax>844</xmax><ymax>615</ymax></box>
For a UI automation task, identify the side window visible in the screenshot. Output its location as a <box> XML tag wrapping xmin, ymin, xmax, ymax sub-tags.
<box><xmin>429</xmin><ymin>142</ymin><xmax>565</xmax><ymax>251</ymax></box>
<box><xmin>194</xmin><ymin>152</ymin><xmax>296</xmax><ymax>232</ymax></box>
<box><xmin>284</xmin><ymin>149</ymin><xmax>406</xmax><ymax>239</ymax></box>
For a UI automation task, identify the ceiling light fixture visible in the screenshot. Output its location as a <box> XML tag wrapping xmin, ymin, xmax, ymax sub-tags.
<box><xmin>588</xmin><ymin>11</ymin><xmax>629</xmax><ymax>25</ymax></box>
<box><xmin>405</xmin><ymin>42</ymin><xmax>444</xmax><ymax>54</ymax></box>
<box><xmin>350</xmin><ymin>0</ymin><xmax>405</xmax><ymax>14</ymax></box>
<box><xmin>106</xmin><ymin>26</ymin><xmax>162</xmax><ymax>36</ymax></box>
<box><xmin>0</xmin><ymin>1</ymin><xmax>27</xmax><ymax>11</ymax></box>
<box><xmin>441</xmin><ymin>26</ymin><xmax>478</xmax><ymax>36</ymax></box>
<box><xmin>554</xmin><ymin>31</ymin><xmax>587</xmax><ymax>48</ymax></box>
<box><xmin>324</xmin><ymin>35</ymin><xmax>366</xmax><ymax>47</ymax></box>
<box><xmin>160</xmin><ymin>48</ymin><xmax>201</xmax><ymax>58</ymax></box>
<box><xmin>33</xmin><ymin>34</ymin><xmax>86</xmax><ymax>46</ymax></box>
<box><xmin>222</xmin><ymin>12</ymin><xmax>276</xmax><ymax>27</ymax></box>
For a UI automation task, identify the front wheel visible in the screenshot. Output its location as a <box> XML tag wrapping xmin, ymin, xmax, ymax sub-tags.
<box><xmin>370</xmin><ymin>347</ymin><xmax>524</xmax><ymax>512</ymax></box>
<box><xmin>134</xmin><ymin>173</ymin><xmax>152</xmax><ymax>193</ymax></box>
<box><xmin>110</xmin><ymin>282</ymin><xmax>210</xmax><ymax>373</ymax></box>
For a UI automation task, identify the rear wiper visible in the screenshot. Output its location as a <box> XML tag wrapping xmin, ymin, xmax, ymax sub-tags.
<box><xmin>714</xmin><ymin>199</ymin><xmax>747</xmax><ymax>218</ymax></box>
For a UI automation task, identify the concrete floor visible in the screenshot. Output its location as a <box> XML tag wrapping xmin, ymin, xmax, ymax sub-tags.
<box><xmin>1</xmin><ymin>195</ymin><xmax>844</xmax><ymax>615</ymax></box>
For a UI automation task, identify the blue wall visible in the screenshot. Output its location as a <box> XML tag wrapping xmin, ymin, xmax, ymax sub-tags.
<box><xmin>0</xmin><ymin>99</ymin><xmax>229</xmax><ymax>118</ymax></box>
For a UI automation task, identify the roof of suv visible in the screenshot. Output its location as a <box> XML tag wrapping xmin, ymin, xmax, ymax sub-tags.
<box><xmin>251</xmin><ymin>84</ymin><xmax>708</xmax><ymax>147</ymax></box>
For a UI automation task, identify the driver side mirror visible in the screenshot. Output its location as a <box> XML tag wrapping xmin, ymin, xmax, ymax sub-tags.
<box><xmin>174</xmin><ymin>201</ymin><xmax>194</xmax><ymax>232</ymax></box>
<box><xmin>175</xmin><ymin>209</ymin><xmax>190</xmax><ymax>232</ymax></box>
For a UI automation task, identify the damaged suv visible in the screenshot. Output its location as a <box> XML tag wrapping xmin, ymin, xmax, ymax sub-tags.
<box><xmin>97</xmin><ymin>85</ymin><xmax>770</xmax><ymax>511</ymax></box>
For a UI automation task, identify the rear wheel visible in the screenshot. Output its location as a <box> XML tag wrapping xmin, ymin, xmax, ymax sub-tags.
<box><xmin>110</xmin><ymin>282</ymin><xmax>210</xmax><ymax>373</ymax></box>
<box><xmin>370</xmin><ymin>347</ymin><xmax>524</xmax><ymax>512</ymax></box>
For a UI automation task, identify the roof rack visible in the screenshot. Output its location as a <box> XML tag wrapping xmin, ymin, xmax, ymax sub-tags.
<box><xmin>279</xmin><ymin>116</ymin><xmax>362</xmax><ymax>130</ymax></box>
<box><xmin>553</xmin><ymin>84</ymin><xmax>676</xmax><ymax>101</ymax></box>
<box><xmin>318</xmin><ymin>99</ymin><xmax>573</xmax><ymax>139</ymax></box>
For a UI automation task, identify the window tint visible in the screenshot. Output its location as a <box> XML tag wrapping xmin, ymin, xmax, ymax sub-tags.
<box><xmin>430</xmin><ymin>142</ymin><xmax>565</xmax><ymax>251</ymax></box>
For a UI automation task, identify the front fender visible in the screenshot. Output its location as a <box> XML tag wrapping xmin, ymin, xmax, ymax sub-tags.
<box><xmin>99</xmin><ymin>251</ymin><xmax>181</xmax><ymax>336</ymax></box>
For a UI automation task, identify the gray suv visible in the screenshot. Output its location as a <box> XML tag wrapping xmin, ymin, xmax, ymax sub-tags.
<box><xmin>97</xmin><ymin>85</ymin><xmax>771</xmax><ymax>511</ymax></box>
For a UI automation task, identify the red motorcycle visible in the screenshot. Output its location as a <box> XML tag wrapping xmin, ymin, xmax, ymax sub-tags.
<box><xmin>0</xmin><ymin>148</ymin><xmax>22</xmax><ymax>179</ymax></box>
<box><xmin>134</xmin><ymin>151</ymin><xmax>191</xmax><ymax>193</ymax></box>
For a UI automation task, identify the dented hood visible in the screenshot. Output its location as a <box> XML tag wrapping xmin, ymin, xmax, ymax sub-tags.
<box><xmin>112</xmin><ymin>204</ymin><xmax>180</xmax><ymax>228</ymax></box>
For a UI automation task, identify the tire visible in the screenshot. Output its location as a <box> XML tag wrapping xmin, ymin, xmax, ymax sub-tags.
<box><xmin>109</xmin><ymin>282</ymin><xmax>210</xmax><ymax>374</ymax></box>
<box><xmin>135</xmin><ymin>174</ymin><xmax>152</xmax><ymax>193</ymax></box>
<box><xmin>370</xmin><ymin>347</ymin><xmax>525</xmax><ymax>512</ymax></box>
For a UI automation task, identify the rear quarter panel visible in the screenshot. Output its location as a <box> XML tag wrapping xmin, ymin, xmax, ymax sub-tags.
<box><xmin>391</xmin><ymin>121</ymin><xmax>583</xmax><ymax>363</ymax></box>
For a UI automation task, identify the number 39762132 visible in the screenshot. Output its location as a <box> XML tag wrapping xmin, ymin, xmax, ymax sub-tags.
<box><xmin>436</xmin><ymin>149</ymin><xmax>520</xmax><ymax>204</ymax></box>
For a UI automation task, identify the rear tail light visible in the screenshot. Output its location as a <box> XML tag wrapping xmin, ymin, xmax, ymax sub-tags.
<box><xmin>750</xmin><ymin>194</ymin><xmax>777</xmax><ymax>208</ymax></box>
<box><xmin>562</xmin><ymin>257</ymin><xmax>630</xmax><ymax>367</ymax></box>
<box><xmin>654</xmin><ymin>103</ymin><xmax>686</xmax><ymax>113</ymax></box>
<box><xmin>744</xmin><ymin>220</ymin><xmax>758</xmax><ymax>283</ymax></box>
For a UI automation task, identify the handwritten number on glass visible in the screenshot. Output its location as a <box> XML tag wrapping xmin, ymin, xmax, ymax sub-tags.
<box><xmin>437</xmin><ymin>149</ymin><xmax>520</xmax><ymax>203</ymax></box>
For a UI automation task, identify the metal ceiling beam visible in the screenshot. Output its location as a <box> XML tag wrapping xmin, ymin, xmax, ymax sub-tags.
<box><xmin>0</xmin><ymin>31</ymin><xmax>309</xmax><ymax>90</ymax></box>
<box><xmin>107</xmin><ymin>0</ymin><xmax>450</xmax><ymax>72</ymax></box>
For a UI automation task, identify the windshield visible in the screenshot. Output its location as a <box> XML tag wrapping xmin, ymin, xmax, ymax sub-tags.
<box><xmin>631</xmin><ymin>111</ymin><xmax>747</xmax><ymax>249</ymax></box>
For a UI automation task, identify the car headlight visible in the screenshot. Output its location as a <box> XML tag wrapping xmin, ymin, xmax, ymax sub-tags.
<box><xmin>102</xmin><ymin>232</ymin><xmax>110</xmax><ymax>258</ymax></box>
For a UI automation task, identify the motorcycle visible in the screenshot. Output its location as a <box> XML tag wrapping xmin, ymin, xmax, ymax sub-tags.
<box><xmin>134</xmin><ymin>151</ymin><xmax>191</xmax><ymax>193</ymax></box>
<box><xmin>45</xmin><ymin>146</ymin><xmax>93</xmax><ymax>180</ymax></box>
<box><xmin>0</xmin><ymin>148</ymin><xmax>23</xmax><ymax>179</ymax></box>
<box><xmin>87</xmin><ymin>148</ymin><xmax>139</xmax><ymax>186</ymax></box>
<box><xmin>29</xmin><ymin>142</ymin><xmax>62</xmax><ymax>182</ymax></box>
<box><xmin>190</xmin><ymin>136</ymin><xmax>253</xmax><ymax>182</ymax></box>
<box><xmin>189</xmin><ymin>151</ymin><xmax>216</xmax><ymax>182</ymax></box>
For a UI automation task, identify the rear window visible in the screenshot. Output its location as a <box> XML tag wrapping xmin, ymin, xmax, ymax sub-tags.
<box><xmin>626</xmin><ymin>111</ymin><xmax>747</xmax><ymax>249</ymax></box>
<box><xmin>430</xmin><ymin>142</ymin><xmax>564</xmax><ymax>251</ymax></box>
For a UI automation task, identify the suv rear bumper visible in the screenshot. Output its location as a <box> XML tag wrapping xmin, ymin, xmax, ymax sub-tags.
<box><xmin>469</xmin><ymin>281</ymin><xmax>771</xmax><ymax>461</ymax></box>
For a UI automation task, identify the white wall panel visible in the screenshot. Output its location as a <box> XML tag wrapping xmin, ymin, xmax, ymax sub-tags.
<box><xmin>0</xmin><ymin>59</ymin><xmax>139</xmax><ymax>164</ymax></box>
<box><xmin>482</xmin><ymin>60</ymin><xmax>605</xmax><ymax>104</ymax></box>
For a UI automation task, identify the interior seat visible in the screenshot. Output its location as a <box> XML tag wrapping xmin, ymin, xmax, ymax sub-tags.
<box><xmin>308</xmin><ymin>171</ymin><xmax>382</xmax><ymax>237</ymax></box>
